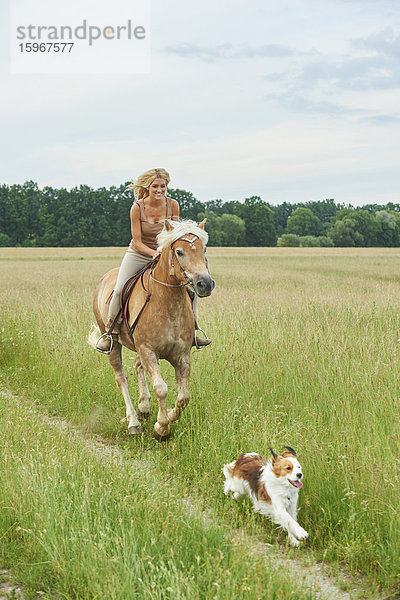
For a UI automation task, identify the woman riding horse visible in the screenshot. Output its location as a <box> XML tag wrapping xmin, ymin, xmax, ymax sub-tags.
<box><xmin>95</xmin><ymin>168</ymin><xmax>210</xmax><ymax>352</ymax></box>
<box><xmin>89</xmin><ymin>218</ymin><xmax>215</xmax><ymax>440</ymax></box>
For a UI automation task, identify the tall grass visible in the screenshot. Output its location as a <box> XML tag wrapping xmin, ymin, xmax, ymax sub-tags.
<box><xmin>0</xmin><ymin>392</ymin><xmax>315</xmax><ymax>599</ymax></box>
<box><xmin>1</xmin><ymin>247</ymin><xmax>400</xmax><ymax>596</ymax></box>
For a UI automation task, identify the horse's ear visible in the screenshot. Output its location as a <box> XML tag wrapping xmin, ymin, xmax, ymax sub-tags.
<box><xmin>164</xmin><ymin>219</ymin><xmax>173</xmax><ymax>232</ymax></box>
<box><xmin>197</xmin><ymin>218</ymin><xmax>206</xmax><ymax>230</ymax></box>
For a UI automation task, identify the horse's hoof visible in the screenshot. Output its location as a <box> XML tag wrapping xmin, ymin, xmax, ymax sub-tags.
<box><xmin>129</xmin><ymin>425</ymin><xmax>143</xmax><ymax>435</ymax></box>
<box><xmin>137</xmin><ymin>410</ymin><xmax>150</xmax><ymax>421</ymax></box>
<box><xmin>153</xmin><ymin>428</ymin><xmax>170</xmax><ymax>442</ymax></box>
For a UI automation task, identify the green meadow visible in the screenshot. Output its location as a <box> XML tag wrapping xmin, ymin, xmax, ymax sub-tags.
<box><xmin>1</xmin><ymin>246</ymin><xmax>399</xmax><ymax>599</ymax></box>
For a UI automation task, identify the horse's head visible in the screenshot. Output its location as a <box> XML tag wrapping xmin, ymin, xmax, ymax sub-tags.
<box><xmin>157</xmin><ymin>219</ymin><xmax>215</xmax><ymax>297</ymax></box>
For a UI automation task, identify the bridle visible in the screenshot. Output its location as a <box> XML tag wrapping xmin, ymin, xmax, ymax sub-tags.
<box><xmin>149</xmin><ymin>234</ymin><xmax>202</xmax><ymax>289</ymax></box>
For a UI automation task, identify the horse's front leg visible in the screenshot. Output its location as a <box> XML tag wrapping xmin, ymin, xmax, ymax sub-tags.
<box><xmin>108</xmin><ymin>343</ymin><xmax>142</xmax><ymax>435</ymax></box>
<box><xmin>167</xmin><ymin>355</ymin><xmax>190</xmax><ymax>424</ymax></box>
<box><xmin>138</xmin><ymin>348</ymin><xmax>170</xmax><ymax>441</ymax></box>
<box><xmin>134</xmin><ymin>355</ymin><xmax>150</xmax><ymax>418</ymax></box>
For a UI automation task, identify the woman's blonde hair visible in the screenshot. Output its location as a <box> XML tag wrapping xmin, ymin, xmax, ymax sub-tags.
<box><xmin>126</xmin><ymin>168</ymin><xmax>171</xmax><ymax>202</ymax></box>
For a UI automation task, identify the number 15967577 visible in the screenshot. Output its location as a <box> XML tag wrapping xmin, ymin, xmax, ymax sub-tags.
<box><xmin>19</xmin><ymin>43</ymin><xmax>74</xmax><ymax>52</ymax></box>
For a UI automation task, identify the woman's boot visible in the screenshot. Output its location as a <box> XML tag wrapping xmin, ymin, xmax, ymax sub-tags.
<box><xmin>95</xmin><ymin>316</ymin><xmax>121</xmax><ymax>354</ymax></box>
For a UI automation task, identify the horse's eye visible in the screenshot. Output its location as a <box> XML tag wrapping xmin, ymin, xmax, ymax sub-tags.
<box><xmin>176</xmin><ymin>249</ymin><xmax>184</xmax><ymax>257</ymax></box>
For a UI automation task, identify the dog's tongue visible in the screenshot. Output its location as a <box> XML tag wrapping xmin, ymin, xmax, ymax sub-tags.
<box><xmin>290</xmin><ymin>480</ymin><xmax>303</xmax><ymax>488</ymax></box>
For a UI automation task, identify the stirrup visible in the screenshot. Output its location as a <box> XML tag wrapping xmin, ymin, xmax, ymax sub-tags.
<box><xmin>95</xmin><ymin>332</ymin><xmax>115</xmax><ymax>355</ymax></box>
<box><xmin>194</xmin><ymin>327</ymin><xmax>211</xmax><ymax>350</ymax></box>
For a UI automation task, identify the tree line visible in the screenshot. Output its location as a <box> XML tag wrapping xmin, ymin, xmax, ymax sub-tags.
<box><xmin>1</xmin><ymin>180</ymin><xmax>400</xmax><ymax>247</ymax></box>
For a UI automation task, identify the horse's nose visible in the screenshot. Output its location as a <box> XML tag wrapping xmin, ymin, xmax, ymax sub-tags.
<box><xmin>193</xmin><ymin>274</ymin><xmax>215</xmax><ymax>297</ymax></box>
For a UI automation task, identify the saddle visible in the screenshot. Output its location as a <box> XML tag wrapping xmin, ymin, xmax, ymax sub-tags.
<box><xmin>121</xmin><ymin>273</ymin><xmax>142</xmax><ymax>316</ymax></box>
<box><xmin>106</xmin><ymin>257</ymin><xmax>157</xmax><ymax>344</ymax></box>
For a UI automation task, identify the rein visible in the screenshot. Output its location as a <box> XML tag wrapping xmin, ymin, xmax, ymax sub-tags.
<box><xmin>150</xmin><ymin>272</ymin><xmax>190</xmax><ymax>288</ymax></box>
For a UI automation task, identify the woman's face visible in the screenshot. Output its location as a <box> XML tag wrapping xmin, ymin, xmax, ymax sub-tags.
<box><xmin>148</xmin><ymin>178</ymin><xmax>167</xmax><ymax>201</ymax></box>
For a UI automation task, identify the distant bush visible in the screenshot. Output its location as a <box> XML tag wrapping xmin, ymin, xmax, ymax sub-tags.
<box><xmin>0</xmin><ymin>232</ymin><xmax>12</xmax><ymax>247</ymax></box>
<box><xmin>277</xmin><ymin>234</ymin><xmax>300</xmax><ymax>247</ymax></box>
<box><xmin>299</xmin><ymin>235</ymin><xmax>320</xmax><ymax>247</ymax></box>
<box><xmin>299</xmin><ymin>235</ymin><xmax>334</xmax><ymax>247</ymax></box>
<box><xmin>318</xmin><ymin>236</ymin><xmax>335</xmax><ymax>247</ymax></box>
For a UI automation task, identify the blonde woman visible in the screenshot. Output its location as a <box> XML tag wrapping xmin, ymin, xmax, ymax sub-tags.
<box><xmin>96</xmin><ymin>168</ymin><xmax>210</xmax><ymax>352</ymax></box>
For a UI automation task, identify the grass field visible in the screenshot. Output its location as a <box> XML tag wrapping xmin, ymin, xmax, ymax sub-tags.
<box><xmin>1</xmin><ymin>246</ymin><xmax>400</xmax><ymax>599</ymax></box>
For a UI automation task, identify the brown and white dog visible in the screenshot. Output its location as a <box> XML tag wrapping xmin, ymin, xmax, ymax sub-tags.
<box><xmin>223</xmin><ymin>447</ymin><xmax>308</xmax><ymax>546</ymax></box>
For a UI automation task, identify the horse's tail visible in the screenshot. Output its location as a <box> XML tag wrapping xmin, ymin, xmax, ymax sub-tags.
<box><xmin>88</xmin><ymin>322</ymin><xmax>102</xmax><ymax>350</ymax></box>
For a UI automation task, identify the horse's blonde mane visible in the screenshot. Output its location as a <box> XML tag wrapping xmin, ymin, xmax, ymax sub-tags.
<box><xmin>157</xmin><ymin>220</ymin><xmax>208</xmax><ymax>251</ymax></box>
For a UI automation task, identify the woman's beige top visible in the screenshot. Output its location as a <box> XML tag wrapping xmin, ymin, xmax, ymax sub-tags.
<box><xmin>129</xmin><ymin>196</ymin><xmax>173</xmax><ymax>253</ymax></box>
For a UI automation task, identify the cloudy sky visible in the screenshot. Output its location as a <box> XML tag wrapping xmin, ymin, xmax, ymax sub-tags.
<box><xmin>1</xmin><ymin>0</ymin><xmax>400</xmax><ymax>205</ymax></box>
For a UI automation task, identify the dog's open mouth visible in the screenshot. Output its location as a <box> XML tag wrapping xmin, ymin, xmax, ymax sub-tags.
<box><xmin>289</xmin><ymin>479</ymin><xmax>303</xmax><ymax>488</ymax></box>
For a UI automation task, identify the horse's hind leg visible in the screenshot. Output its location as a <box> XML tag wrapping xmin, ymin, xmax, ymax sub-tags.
<box><xmin>108</xmin><ymin>343</ymin><xmax>142</xmax><ymax>435</ymax></box>
<box><xmin>167</xmin><ymin>355</ymin><xmax>190</xmax><ymax>424</ymax></box>
<box><xmin>138</xmin><ymin>348</ymin><xmax>170</xmax><ymax>441</ymax></box>
<box><xmin>134</xmin><ymin>355</ymin><xmax>150</xmax><ymax>418</ymax></box>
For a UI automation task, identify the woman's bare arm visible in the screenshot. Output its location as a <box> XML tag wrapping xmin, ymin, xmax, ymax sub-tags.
<box><xmin>170</xmin><ymin>198</ymin><xmax>180</xmax><ymax>221</ymax></box>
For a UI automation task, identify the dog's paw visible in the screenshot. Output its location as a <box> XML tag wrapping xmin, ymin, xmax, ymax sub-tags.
<box><xmin>295</xmin><ymin>526</ymin><xmax>308</xmax><ymax>540</ymax></box>
<box><xmin>288</xmin><ymin>533</ymin><xmax>300</xmax><ymax>547</ymax></box>
<box><xmin>233</xmin><ymin>492</ymin><xmax>241</xmax><ymax>500</ymax></box>
<box><xmin>223</xmin><ymin>483</ymin><xmax>232</xmax><ymax>496</ymax></box>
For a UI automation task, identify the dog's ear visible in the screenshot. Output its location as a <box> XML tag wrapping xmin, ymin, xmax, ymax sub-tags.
<box><xmin>282</xmin><ymin>446</ymin><xmax>297</xmax><ymax>457</ymax></box>
<box><xmin>269</xmin><ymin>447</ymin><xmax>278</xmax><ymax>463</ymax></box>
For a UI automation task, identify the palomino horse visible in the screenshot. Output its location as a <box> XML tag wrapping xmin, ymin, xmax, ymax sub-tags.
<box><xmin>89</xmin><ymin>219</ymin><xmax>215</xmax><ymax>441</ymax></box>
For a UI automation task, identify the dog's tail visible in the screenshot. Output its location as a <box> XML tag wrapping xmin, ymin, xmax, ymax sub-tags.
<box><xmin>223</xmin><ymin>460</ymin><xmax>236</xmax><ymax>479</ymax></box>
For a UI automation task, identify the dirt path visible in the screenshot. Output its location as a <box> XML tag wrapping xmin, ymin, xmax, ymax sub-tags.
<box><xmin>0</xmin><ymin>569</ymin><xmax>25</xmax><ymax>600</ymax></box>
<box><xmin>1</xmin><ymin>390</ymin><xmax>380</xmax><ymax>600</ymax></box>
